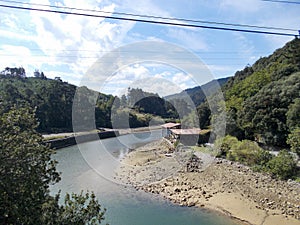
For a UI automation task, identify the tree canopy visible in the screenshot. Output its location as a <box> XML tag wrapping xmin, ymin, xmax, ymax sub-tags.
<box><xmin>0</xmin><ymin>75</ymin><xmax>114</xmax><ymax>133</ymax></box>
<box><xmin>0</xmin><ymin>102</ymin><xmax>107</xmax><ymax>224</ymax></box>
<box><xmin>197</xmin><ymin>38</ymin><xmax>300</xmax><ymax>147</ymax></box>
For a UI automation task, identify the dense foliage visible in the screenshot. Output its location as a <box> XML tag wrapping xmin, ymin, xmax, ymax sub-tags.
<box><xmin>197</xmin><ymin>38</ymin><xmax>300</xmax><ymax>147</ymax></box>
<box><xmin>0</xmin><ymin>103</ymin><xmax>106</xmax><ymax>224</ymax></box>
<box><xmin>266</xmin><ymin>150</ymin><xmax>297</xmax><ymax>180</ymax></box>
<box><xmin>110</xmin><ymin>87</ymin><xmax>179</xmax><ymax>128</ymax></box>
<box><xmin>238</xmin><ymin>72</ymin><xmax>300</xmax><ymax>146</ymax></box>
<box><xmin>0</xmin><ymin>75</ymin><xmax>115</xmax><ymax>133</ymax></box>
<box><xmin>215</xmin><ymin>136</ymin><xmax>273</xmax><ymax>166</ymax></box>
<box><xmin>124</xmin><ymin>87</ymin><xmax>178</xmax><ymax>118</ymax></box>
<box><xmin>0</xmin><ymin>74</ymin><xmax>182</xmax><ymax>132</ymax></box>
<box><xmin>225</xmin><ymin>39</ymin><xmax>300</xmax><ymax>146</ymax></box>
<box><xmin>287</xmin><ymin>128</ymin><xmax>300</xmax><ymax>157</ymax></box>
<box><xmin>200</xmin><ymin>39</ymin><xmax>300</xmax><ymax>181</ymax></box>
<box><xmin>215</xmin><ymin>135</ymin><xmax>297</xmax><ymax>180</ymax></box>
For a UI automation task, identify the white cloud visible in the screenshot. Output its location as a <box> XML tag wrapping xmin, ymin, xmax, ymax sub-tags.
<box><xmin>171</xmin><ymin>72</ymin><xmax>192</xmax><ymax>89</ymax></box>
<box><xmin>130</xmin><ymin>77</ymin><xmax>185</xmax><ymax>97</ymax></box>
<box><xmin>116</xmin><ymin>0</ymin><xmax>170</xmax><ymax>17</ymax></box>
<box><xmin>167</xmin><ymin>28</ymin><xmax>209</xmax><ymax>51</ymax></box>
<box><xmin>26</xmin><ymin>0</ymin><xmax>136</xmax><ymax>82</ymax></box>
<box><xmin>0</xmin><ymin>29</ymin><xmax>35</xmax><ymax>42</ymax></box>
<box><xmin>1</xmin><ymin>0</ymin><xmax>298</xmax><ymax>95</ymax></box>
<box><xmin>100</xmin><ymin>64</ymin><xmax>150</xmax><ymax>95</ymax></box>
<box><xmin>98</xmin><ymin>63</ymin><xmax>198</xmax><ymax>96</ymax></box>
<box><xmin>154</xmin><ymin>71</ymin><xmax>171</xmax><ymax>79</ymax></box>
<box><xmin>219</xmin><ymin>0</ymin><xmax>262</xmax><ymax>13</ymax></box>
<box><xmin>2</xmin><ymin>13</ymin><xmax>19</xmax><ymax>30</ymax></box>
<box><xmin>0</xmin><ymin>45</ymin><xmax>33</xmax><ymax>72</ymax></box>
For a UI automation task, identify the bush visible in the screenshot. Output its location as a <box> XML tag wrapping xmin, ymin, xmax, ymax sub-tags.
<box><xmin>214</xmin><ymin>135</ymin><xmax>239</xmax><ymax>157</ymax></box>
<box><xmin>287</xmin><ymin>127</ymin><xmax>300</xmax><ymax>157</ymax></box>
<box><xmin>229</xmin><ymin>140</ymin><xmax>272</xmax><ymax>166</ymax></box>
<box><xmin>266</xmin><ymin>150</ymin><xmax>297</xmax><ymax>180</ymax></box>
<box><xmin>215</xmin><ymin>136</ymin><xmax>273</xmax><ymax>167</ymax></box>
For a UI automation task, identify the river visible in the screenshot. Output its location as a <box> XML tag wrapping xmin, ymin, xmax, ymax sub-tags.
<box><xmin>51</xmin><ymin>130</ymin><xmax>237</xmax><ymax>225</ymax></box>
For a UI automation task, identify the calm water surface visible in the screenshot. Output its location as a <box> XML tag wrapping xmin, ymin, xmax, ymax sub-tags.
<box><xmin>51</xmin><ymin>130</ymin><xmax>237</xmax><ymax>225</ymax></box>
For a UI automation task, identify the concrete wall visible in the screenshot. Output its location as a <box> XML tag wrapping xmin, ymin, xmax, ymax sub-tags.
<box><xmin>45</xmin><ymin>131</ymin><xmax>119</xmax><ymax>149</ymax></box>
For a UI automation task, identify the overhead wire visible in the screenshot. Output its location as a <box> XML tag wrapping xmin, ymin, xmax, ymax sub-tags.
<box><xmin>0</xmin><ymin>2</ymin><xmax>298</xmax><ymax>37</ymax></box>
<box><xmin>0</xmin><ymin>46</ymin><xmax>271</xmax><ymax>54</ymax></box>
<box><xmin>261</xmin><ymin>0</ymin><xmax>300</xmax><ymax>4</ymax></box>
<box><xmin>0</xmin><ymin>0</ymin><xmax>298</xmax><ymax>32</ymax></box>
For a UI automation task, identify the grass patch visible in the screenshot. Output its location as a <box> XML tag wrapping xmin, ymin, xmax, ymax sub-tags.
<box><xmin>192</xmin><ymin>145</ymin><xmax>219</xmax><ymax>157</ymax></box>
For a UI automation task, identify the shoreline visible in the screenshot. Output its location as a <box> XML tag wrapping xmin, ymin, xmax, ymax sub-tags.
<box><xmin>115</xmin><ymin>138</ymin><xmax>300</xmax><ymax>225</ymax></box>
<box><xmin>42</xmin><ymin>126</ymin><xmax>162</xmax><ymax>149</ymax></box>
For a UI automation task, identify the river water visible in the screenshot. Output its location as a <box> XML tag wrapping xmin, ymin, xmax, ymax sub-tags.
<box><xmin>51</xmin><ymin>130</ymin><xmax>237</xmax><ymax>225</ymax></box>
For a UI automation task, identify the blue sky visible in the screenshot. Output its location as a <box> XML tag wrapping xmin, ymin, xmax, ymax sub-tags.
<box><xmin>0</xmin><ymin>0</ymin><xmax>299</xmax><ymax>96</ymax></box>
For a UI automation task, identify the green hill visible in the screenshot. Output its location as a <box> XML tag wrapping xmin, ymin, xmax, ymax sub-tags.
<box><xmin>0</xmin><ymin>75</ymin><xmax>178</xmax><ymax>133</ymax></box>
<box><xmin>203</xmin><ymin>38</ymin><xmax>300</xmax><ymax>147</ymax></box>
<box><xmin>0</xmin><ymin>75</ymin><xmax>114</xmax><ymax>133</ymax></box>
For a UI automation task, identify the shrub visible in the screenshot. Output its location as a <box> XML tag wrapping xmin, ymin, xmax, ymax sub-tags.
<box><xmin>214</xmin><ymin>135</ymin><xmax>239</xmax><ymax>157</ymax></box>
<box><xmin>287</xmin><ymin>127</ymin><xmax>300</xmax><ymax>157</ymax></box>
<box><xmin>266</xmin><ymin>150</ymin><xmax>297</xmax><ymax>180</ymax></box>
<box><xmin>230</xmin><ymin>140</ymin><xmax>272</xmax><ymax>166</ymax></box>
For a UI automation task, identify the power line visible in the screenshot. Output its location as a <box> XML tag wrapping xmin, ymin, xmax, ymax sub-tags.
<box><xmin>0</xmin><ymin>3</ymin><xmax>298</xmax><ymax>37</ymax></box>
<box><xmin>0</xmin><ymin>0</ymin><xmax>298</xmax><ymax>32</ymax></box>
<box><xmin>262</xmin><ymin>0</ymin><xmax>300</xmax><ymax>4</ymax></box>
<box><xmin>0</xmin><ymin>46</ymin><xmax>271</xmax><ymax>54</ymax></box>
<box><xmin>0</xmin><ymin>54</ymin><xmax>255</xmax><ymax>60</ymax></box>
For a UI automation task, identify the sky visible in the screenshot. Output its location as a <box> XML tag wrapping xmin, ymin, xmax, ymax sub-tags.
<box><xmin>0</xmin><ymin>0</ymin><xmax>299</xmax><ymax>96</ymax></box>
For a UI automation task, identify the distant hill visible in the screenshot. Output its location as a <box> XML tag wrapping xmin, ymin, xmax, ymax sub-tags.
<box><xmin>0</xmin><ymin>75</ymin><xmax>178</xmax><ymax>133</ymax></box>
<box><xmin>165</xmin><ymin>77</ymin><xmax>230</xmax><ymax>106</ymax></box>
<box><xmin>0</xmin><ymin>75</ymin><xmax>114</xmax><ymax>133</ymax></box>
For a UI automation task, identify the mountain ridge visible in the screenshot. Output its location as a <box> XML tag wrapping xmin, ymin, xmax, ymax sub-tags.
<box><xmin>165</xmin><ymin>77</ymin><xmax>230</xmax><ymax>106</ymax></box>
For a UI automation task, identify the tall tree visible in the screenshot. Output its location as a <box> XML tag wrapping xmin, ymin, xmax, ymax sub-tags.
<box><xmin>0</xmin><ymin>103</ymin><xmax>106</xmax><ymax>224</ymax></box>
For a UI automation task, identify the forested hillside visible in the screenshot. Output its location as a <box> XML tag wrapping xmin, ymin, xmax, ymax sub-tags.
<box><xmin>0</xmin><ymin>75</ymin><xmax>114</xmax><ymax>133</ymax></box>
<box><xmin>111</xmin><ymin>88</ymin><xmax>178</xmax><ymax>128</ymax></box>
<box><xmin>199</xmin><ymin>38</ymin><xmax>300</xmax><ymax>147</ymax></box>
<box><xmin>0</xmin><ymin>75</ymin><xmax>179</xmax><ymax>132</ymax></box>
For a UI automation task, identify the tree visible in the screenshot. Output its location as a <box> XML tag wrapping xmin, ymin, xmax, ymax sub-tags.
<box><xmin>43</xmin><ymin>191</ymin><xmax>106</xmax><ymax>225</ymax></box>
<box><xmin>238</xmin><ymin>72</ymin><xmax>300</xmax><ymax>146</ymax></box>
<box><xmin>286</xmin><ymin>98</ymin><xmax>300</xmax><ymax>131</ymax></box>
<box><xmin>214</xmin><ymin>135</ymin><xmax>239</xmax><ymax>158</ymax></box>
<box><xmin>266</xmin><ymin>150</ymin><xmax>297</xmax><ymax>180</ymax></box>
<box><xmin>230</xmin><ymin>140</ymin><xmax>271</xmax><ymax>166</ymax></box>
<box><xmin>287</xmin><ymin>127</ymin><xmax>300</xmax><ymax>157</ymax></box>
<box><xmin>1</xmin><ymin>67</ymin><xmax>26</xmax><ymax>78</ymax></box>
<box><xmin>226</xmin><ymin>107</ymin><xmax>244</xmax><ymax>139</ymax></box>
<box><xmin>40</xmin><ymin>71</ymin><xmax>46</xmax><ymax>79</ymax></box>
<box><xmin>0</xmin><ymin>103</ymin><xmax>106</xmax><ymax>224</ymax></box>
<box><xmin>197</xmin><ymin>102</ymin><xmax>210</xmax><ymax>129</ymax></box>
<box><xmin>34</xmin><ymin>69</ymin><xmax>41</xmax><ymax>78</ymax></box>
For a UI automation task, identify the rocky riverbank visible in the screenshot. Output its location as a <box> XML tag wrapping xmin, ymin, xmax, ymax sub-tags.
<box><xmin>115</xmin><ymin>139</ymin><xmax>300</xmax><ymax>225</ymax></box>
